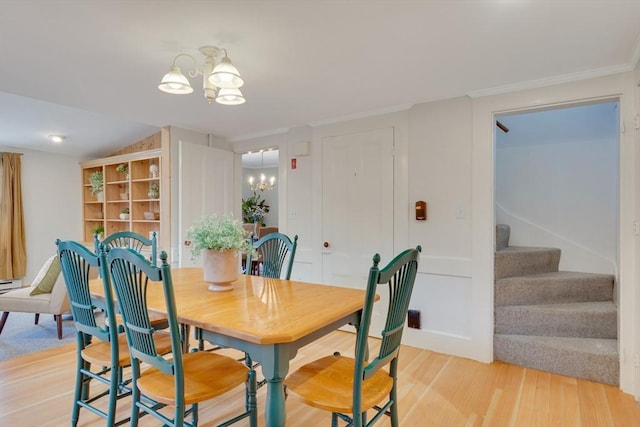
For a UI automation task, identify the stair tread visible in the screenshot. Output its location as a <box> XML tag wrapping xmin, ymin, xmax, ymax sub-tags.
<box><xmin>495</xmin><ymin>334</ymin><xmax>618</xmax><ymax>356</ymax></box>
<box><xmin>497</xmin><ymin>270</ymin><xmax>614</xmax><ymax>282</ymax></box>
<box><xmin>496</xmin><ymin>246</ymin><xmax>560</xmax><ymax>253</ymax></box>
<box><xmin>497</xmin><ymin>301</ymin><xmax>616</xmax><ymax>313</ymax></box>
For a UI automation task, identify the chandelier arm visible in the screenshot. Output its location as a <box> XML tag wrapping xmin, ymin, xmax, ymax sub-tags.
<box><xmin>172</xmin><ymin>53</ymin><xmax>201</xmax><ymax>78</ymax></box>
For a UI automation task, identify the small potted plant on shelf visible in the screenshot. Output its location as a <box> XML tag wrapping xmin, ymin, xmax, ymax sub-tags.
<box><xmin>186</xmin><ymin>214</ymin><xmax>255</xmax><ymax>291</ymax></box>
<box><xmin>91</xmin><ymin>224</ymin><xmax>105</xmax><ymax>240</ymax></box>
<box><xmin>89</xmin><ymin>171</ymin><xmax>104</xmax><ymax>201</ymax></box>
<box><xmin>148</xmin><ymin>183</ymin><xmax>159</xmax><ymax>199</ymax></box>
<box><xmin>116</xmin><ymin>163</ymin><xmax>129</xmax><ymax>179</ymax></box>
<box><xmin>119</xmin><ymin>207</ymin><xmax>130</xmax><ymax>220</ymax></box>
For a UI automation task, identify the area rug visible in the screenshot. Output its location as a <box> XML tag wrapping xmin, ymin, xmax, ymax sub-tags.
<box><xmin>0</xmin><ymin>312</ymin><xmax>77</xmax><ymax>361</ymax></box>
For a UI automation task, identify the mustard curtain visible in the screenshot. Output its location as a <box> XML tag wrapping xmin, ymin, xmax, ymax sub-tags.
<box><xmin>0</xmin><ymin>153</ymin><xmax>26</xmax><ymax>278</ymax></box>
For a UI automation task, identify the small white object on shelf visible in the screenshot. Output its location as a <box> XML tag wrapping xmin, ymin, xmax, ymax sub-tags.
<box><xmin>143</xmin><ymin>211</ymin><xmax>155</xmax><ymax>220</ymax></box>
<box><xmin>149</xmin><ymin>164</ymin><xmax>159</xmax><ymax>178</ymax></box>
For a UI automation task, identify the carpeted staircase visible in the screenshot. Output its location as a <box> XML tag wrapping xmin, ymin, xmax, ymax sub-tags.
<box><xmin>494</xmin><ymin>224</ymin><xmax>619</xmax><ymax>385</ymax></box>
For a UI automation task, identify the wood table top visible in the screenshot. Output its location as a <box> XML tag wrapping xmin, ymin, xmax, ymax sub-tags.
<box><xmin>91</xmin><ymin>268</ymin><xmax>369</xmax><ymax>345</ymax></box>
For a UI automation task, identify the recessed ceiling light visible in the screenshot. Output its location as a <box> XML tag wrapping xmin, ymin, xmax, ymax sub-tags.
<box><xmin>48</xmin><ymin>135</ymin><xmax>65</xmax><ymax>143</ymax></box>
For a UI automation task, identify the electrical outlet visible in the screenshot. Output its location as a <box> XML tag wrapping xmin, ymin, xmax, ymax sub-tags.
<box><xmin>407</xmin><ymin>310</ymin><xmax>421</xmax><ymax>329</ymax></box>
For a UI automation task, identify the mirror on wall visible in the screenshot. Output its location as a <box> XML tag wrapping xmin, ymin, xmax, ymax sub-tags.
<box><xmin>241</xmin><ymin>149</ymin><xmax>279</xmax><ymax>229</ymax></box>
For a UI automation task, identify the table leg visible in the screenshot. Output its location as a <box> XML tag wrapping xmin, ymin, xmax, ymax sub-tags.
<box><xmin>265</xmin><ymin>378</ymin><xmax>286</xmax><ymax>426</ymax></box>
<box><xmin>259</xmin><ymin>346</ymin><xmax>290</xmax><ymax>426</ymax></box>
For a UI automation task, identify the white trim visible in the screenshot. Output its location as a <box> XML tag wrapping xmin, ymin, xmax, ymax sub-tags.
<box><xmin>467</xmin><ymin>64</ymin><xmax>631</xmax><ymax>99</ymax></box>
<box><xmin>419</xmin><ymin>255</ymin><xmax>472</xmax><ymax>278</ymax></box>
<box><xmin>229</xmin><ymin>127</ymin><xmax>290</xmax><ymax>143</ymax></box>
<box><xmin>630</xmin><ymin>33</ymin><xmax>640</xmax><ymax>71</ymax></box>
<box><xmin>308</xmin><ymin>104</ymin><xmax>413</xmax><ymax>127</ymax></box>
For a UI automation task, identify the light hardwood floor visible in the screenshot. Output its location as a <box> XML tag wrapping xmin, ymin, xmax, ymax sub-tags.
<box><xmin>0</xmin><ymin>331</ymin><xmax>638</xmax><ymax>426</ymax></box>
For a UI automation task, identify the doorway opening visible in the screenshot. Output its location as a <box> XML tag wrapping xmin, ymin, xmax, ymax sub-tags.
<box><xmin>495</xmin><ymin>100</ymin><xmax>619</xmax><ymax>278</ymax></box>
<box><xmin>241</xmin><ymin>149</ymin><xmax>279</xmax><ymax>237</ymax></box>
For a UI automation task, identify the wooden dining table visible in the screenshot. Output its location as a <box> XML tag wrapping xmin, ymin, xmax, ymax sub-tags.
<box><xmin>90</xmin><ymin>267</ymin><xmax>369</xmax><ymax>427</ymax></box>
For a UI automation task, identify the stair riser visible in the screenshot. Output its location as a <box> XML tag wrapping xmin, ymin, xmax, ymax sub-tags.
<box><xmin>495</xmin><ymin>307</ymin><xmax>617</xmax><ymax>338</ymax></box>
<box><xmin>495</xmin><ymin>249</ymin><xmax>560</xmax><ymax>280</ymax></box>
<box><xmin>495</xmin><ymin>276</ymin><xmax>614</xmax><ymax>306</ymax></box>
<box><xmin>496</xmin><ymin>224</ymin><xmax>510</xmax><ymax>250</ymax></box>
<box><xmin>494</xmin><ymin>335</ymin><xmax>619</xmax><ymax>385</ymax></box>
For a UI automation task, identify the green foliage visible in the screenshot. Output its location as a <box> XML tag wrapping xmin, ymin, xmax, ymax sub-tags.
<box><xmin>242</xmin><ymin>191</ymin><xmax>270</xmax><ymax>224</ymax></box>
<box><xmin>186</xmin><ymin>214</ymin><xmax>255</xmax><ymax>258</ymax></box>
<box><xmin>91</xmin><ymin>224</ymin><xmax>104</xmax><ymax>237</ymax></box>
<box><xmin>116</xmin><ymin>163</ymin><xmax>128</xmax><ymax>174</ymax></box>
<box><xmin>120</xmin><ymin>207</ymin><xmax>130</xmax><ymax>214</ymax></box>
<box><xmin>89</xmin><ymin>171</ymin><xmax>103</xmax><ymax>195</ymax></box>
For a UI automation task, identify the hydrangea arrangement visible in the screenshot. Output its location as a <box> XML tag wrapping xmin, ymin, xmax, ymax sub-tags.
<box><xmin>186</xmin><ymin>214</ymin><xmax>255</xmax><ymax>258</ymax></box>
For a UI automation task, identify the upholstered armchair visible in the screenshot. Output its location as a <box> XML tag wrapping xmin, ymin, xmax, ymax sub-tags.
<box><xmin>0</xmin><ymin>255</ymin><xmax>70</xmax><ymax>339</ymax></box>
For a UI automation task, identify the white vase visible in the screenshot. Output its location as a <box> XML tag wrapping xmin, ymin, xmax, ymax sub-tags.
<box><xmin>96</xmin><ymin>191</ymin><xmax>104</xmax><ymax>202</ymax></box>
<box><xmin>203</xmin><ymin>249</ymin><xmax>239</xmax><ymax>291</ymax></box>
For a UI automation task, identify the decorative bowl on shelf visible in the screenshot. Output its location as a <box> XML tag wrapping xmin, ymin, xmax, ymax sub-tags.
<box><xmin>119</xmin><ymin>213</ymin><xmax>130</xmax><ymax>220</ymax></box>
<box><xmin>120</xmin><ymin>192</ymin><xmax>128</xmax><ymax>200</ymax></box>
<box><xmin>143</xmin><ymin>211</ymin><xmax>155</xmax><ymax>220</ymax></box>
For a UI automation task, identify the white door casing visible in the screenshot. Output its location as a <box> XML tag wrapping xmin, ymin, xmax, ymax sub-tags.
<box><xmin>178</xmin><ymin>141</ymin><xmax>235</xmax><ymax>268</ymax></box>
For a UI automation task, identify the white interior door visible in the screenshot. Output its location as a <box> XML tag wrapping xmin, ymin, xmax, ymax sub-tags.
<box><xmin>321</xmin><ymin>127</ymin><xmax>394</xmax><ymax>284</ymax></box>
<box><xmin>178</xmin><ymin>141</ymin><xmax>234</xmax><ymax>267</ymax></box>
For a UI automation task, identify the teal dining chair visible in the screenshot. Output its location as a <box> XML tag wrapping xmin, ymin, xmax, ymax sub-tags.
<box><xmin>245</xmin><ymin>232</ymin><xmax>298</xmax><ymax>279</ymax></box>
<box><xmin>95</xmin><ymin>231</ymin><xmax>157</xmax><ymax>266</ymax></box>
<box><xmin>285</xmin><ymin>245</ymin><xmax>422</xmax><ymax>427</ymax></box>
<box><xmin>56</xmin><ymin>240</ymin><xmax>161</xmax><ymax>426</ymax></box>
<box><xmin>57</xmin><ymin>239</ymin><xmax>125</xmax><ymax>426</ymax></box>
<box><xmin>107</xmin><ymin>248</ymin><xmax>257</xmax><ymax>427</ymax></box>
<box><xmin>96</xmin><ymin>231</ymin><xmax>168</xmax><ymax>330</ymax></box>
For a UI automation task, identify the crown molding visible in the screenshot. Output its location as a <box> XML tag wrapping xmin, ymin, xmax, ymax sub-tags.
<box><xmin>467</xmin><ymin>64</ymin><xmax>632</xmax><ymax>99</ymax></box>
<box><xmin>307</xmin><ymin>103</ymin><xmax>413</xmax><ymax>127</ymax></box>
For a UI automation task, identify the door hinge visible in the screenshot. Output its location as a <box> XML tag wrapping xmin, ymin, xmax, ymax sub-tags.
<box><xmin>634</xmin><ymin>222</ymin><xmax>640</xmax><ymax>235</ymax></box>
<box><xmin>634</xmin><ymin>114</ymin><xmax>640</xmax><ymax>130</ymax></box>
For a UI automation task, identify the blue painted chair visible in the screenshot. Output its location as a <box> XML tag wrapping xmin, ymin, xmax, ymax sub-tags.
<box><xmin>245</xmin><ymin>232</ymin><xmax>298</xmax><ymax>279</ymax></box>
<box><xmin>56</xmin><ymin>240</ymin><xmax>172</xmax><ymax>426</ymax></box>
<box><xmin>107</xmin><ymin>248</ymin><xmax>257</xmax><ymax>427</ymax></box>
<box><xmin>285</xmin><ymin>246</ymin><xmax>422</xmax><ymax>427</ymax></box>
<box><xmin>95</xmin><ymin>231</ymin><xmax>157</xmax><ymax>266</ymax></box>
<box><xmin>96</xmin><ymin>231</ymin><xmax>168</xmax><ymax>329</ymax></box>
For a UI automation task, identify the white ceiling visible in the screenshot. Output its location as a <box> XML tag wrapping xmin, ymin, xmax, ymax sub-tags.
<box><xmin>242</xmin><ymin>150</ymin><xmax>279</xmax><ymax>169</ymax></box>
<box><xmin>0</xmin><ymin>1</ymin><xmax>638</xmax><ymax>160</ymax></box>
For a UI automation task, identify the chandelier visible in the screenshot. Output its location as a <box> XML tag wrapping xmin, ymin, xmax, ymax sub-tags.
<box><xmin>248</xmin><ymin>151</ymin><xmax>276</xmax><ymax>191</ymax></box>
<box><xmin>158</xmin><ymin>46</ymin><xmax>245</xmax><ymax>105</ymax></box>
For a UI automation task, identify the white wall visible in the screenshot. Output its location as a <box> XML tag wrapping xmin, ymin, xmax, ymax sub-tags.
<box><xmin>230</xmin><ymin>71</ymin><xmax>640</xmax><ymax>397</ymax></box>
<box><xmin>0</xmin><ymin>147</ymin><xmax>82</xmax><ymax>283</ymax></box>
<box><xmin>496</xmin><ymin>102</ymin><xmax>619</xmax><ymax>275</ymax></box>
<box><xmin>405</xmin><ymin>97</ymin><xmax>477</xmax><ymax>357</ymax></box>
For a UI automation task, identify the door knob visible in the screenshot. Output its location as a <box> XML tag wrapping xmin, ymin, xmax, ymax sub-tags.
<box><xmin>184</xmin><ymin>240</ymin><xmax>191</xmax><ymax>246</ymax></box>
<box><xmin>323</xmin><ymin>241</ymin><xmax>330</xmax><ymax>248</ymax></box>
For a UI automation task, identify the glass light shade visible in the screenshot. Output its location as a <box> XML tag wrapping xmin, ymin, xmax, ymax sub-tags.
<box><xmin>158</xmin><ymin>65</ymin><xmax>193</xmax><ymax>94</ymax></box>
<box><xmin>215</xmin><ymin>88</ymin><xmax>246</xmax><ymax>105</ymax></box>
<box><xmin>209</xmin><ymin>57</ymin><xmax>244</xmax><ymax>89</ymax></box>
